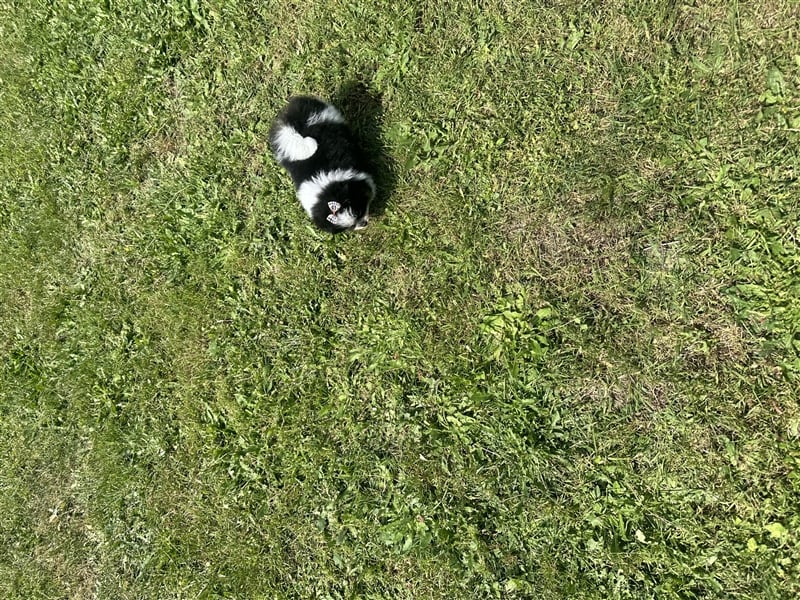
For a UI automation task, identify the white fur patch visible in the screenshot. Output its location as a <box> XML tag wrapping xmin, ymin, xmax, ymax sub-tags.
<box><xmin>332</xmin><ymin>208</ymin><xmax>357</xmax><ymax>228</ymax></box>
<box><xmin>306</xmin><ymin>105</ymin><xmax>345</xmax><ymax>126</ymax></box>
<box><xmin>273</xmin><ymin>124</ymin><xmax>317</xmax><ymax>162</ymax></box>
<box><xmin>296</xmin><ymin>168</ymin><xmax>374</xmax><ymax>217</ymax></box>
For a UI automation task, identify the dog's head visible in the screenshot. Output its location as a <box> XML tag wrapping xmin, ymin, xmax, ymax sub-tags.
<box><xmin>300</xmin><ymin>170</ymin><xmax>375</xmax><ymax>233</ymax></box>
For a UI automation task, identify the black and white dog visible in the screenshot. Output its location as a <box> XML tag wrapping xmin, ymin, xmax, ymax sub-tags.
<box><xmin>270</xmin><ymin>96</ymin><xmax>375</xmax><ymax>233</ymax></box>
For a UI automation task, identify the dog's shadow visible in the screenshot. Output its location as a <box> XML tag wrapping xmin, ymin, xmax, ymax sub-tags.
<box><xmin>332</xmin><ymin>81</ymin><xmax>397</xmax><ymax>218</ymax></box>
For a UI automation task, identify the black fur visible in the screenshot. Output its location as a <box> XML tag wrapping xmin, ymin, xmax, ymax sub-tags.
<box><xmin>270</xmin><ymin>96</ymin><xmax>374</xmax><ymax>233</ymax></box>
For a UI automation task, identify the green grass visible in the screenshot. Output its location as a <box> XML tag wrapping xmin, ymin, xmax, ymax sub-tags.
<box><xmin>2</xmin><ymin>0</ymin><xmax>799</xmax><ymax>597</ymax></box>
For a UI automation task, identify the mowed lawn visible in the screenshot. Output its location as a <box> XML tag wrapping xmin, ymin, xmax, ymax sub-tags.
<box><xmin>1</xmin><ymin>1</ymin><xmax>799</xmax><ymax>598</ymax></box>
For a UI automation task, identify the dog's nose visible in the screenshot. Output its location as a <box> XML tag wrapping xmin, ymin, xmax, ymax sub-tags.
<box><xmin>354</xmin><ymin>217</ymin><xmax>369</xmax><ymax>230</ymax></box>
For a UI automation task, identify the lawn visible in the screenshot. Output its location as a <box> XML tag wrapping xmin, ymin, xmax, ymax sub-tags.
<box><xmin>1</xmin><ymin>0</ymin><xmax>799</xmax><ymax>598</ymax></box>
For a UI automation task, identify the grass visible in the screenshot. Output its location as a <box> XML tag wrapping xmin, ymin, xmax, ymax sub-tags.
<box><xmin>1</xmin><ymin>0</ymin><xmax>799</xmax><ymax>597</ymax></box>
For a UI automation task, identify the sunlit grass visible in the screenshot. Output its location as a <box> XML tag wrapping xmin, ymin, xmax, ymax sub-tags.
<box><xmin>1</xmin><ymin>1</ymin><xmax>799</xmax><ymax>598</ymax></box>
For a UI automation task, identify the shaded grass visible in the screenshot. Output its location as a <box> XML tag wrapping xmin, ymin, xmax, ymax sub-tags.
<box><xmin>1</xmin><ymin>0</ymin><xmax>799</xmax><ymax>598</ymax></box>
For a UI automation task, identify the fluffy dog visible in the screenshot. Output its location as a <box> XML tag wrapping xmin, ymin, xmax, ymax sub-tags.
<box><xmin>270</xmin><ymin>96</ymin><xmax>375</xmax><ymax>233</ymax></box>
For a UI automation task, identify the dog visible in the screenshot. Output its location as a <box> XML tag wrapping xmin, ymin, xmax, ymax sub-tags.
<box><xmin>270</xmin><ymin>96</ymin><xmax>375</xmax><ymax>233</ymax></box>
